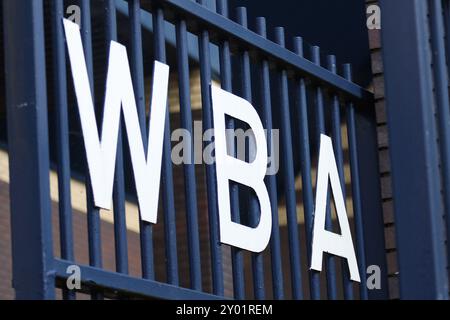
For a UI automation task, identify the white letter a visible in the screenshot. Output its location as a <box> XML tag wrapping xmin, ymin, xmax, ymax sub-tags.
<box><xmin>311</xmin><ymin>134</ymin><xmax>360</xmax><ymax>282</ymax></box>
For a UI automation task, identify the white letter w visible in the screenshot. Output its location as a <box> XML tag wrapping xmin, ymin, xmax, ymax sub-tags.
<box><xmin>63</xmin><ymin>19</ymin><xmax>169</xmax><ymax>224</ymax></box>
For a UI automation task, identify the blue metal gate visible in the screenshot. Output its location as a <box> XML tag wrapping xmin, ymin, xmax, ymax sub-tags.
<box><xmin>379</xmin><ymin>0</ymin><xmax>450</xmax><ymax>299</ymax></box>
<box><xmin>3</xmin><ymin>0</ymin><xmax>388</xmax><ymax>300</ymax></box>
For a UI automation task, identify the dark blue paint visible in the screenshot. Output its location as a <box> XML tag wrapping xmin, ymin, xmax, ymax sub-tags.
<box><xmin>311</xmin><ymin>46</ymin><xmax>337</xmax><ymax>300</ymax></box>
<box><xmin>380</xmin><ymin>0</ymin><xmax>448</xmax><ymax>299</ymax></box>
<box><xmin>151</xmin><ymin>0</ymin><xmax>373</xmax><ymax>104</ymax></box>
<box><xmin>80</xmin><ymin>0</ymin><xmax>104</xmax><ymax>300</ymax></box>
<box><xmin>293</xmin><ymin>37</ymin><xmax>320</xmax><ymax>300</ymax></box>
<box><xmin>429</xmin><ymin>0</ymin><xmax>450</xmax><ymax>280</ymax></box>
<box><xmin>5</xmin><ymin>0</ymin><xmax>385</xmax><ymax>301</ymax></box>
<box><xmin>175</xmin><ymin>18</ymin><xmax>203</xmax><ymax>291</ymax></box>
<box><xmin>344</xmin><ymin>64</ymin><xmax>368</xmax><ymax>300</ymax></box>
<box><xmin>153</xmin><ymin>7</ymin><xmax>179</xmax><ymax>285</ymax></box>
<box><xmin>128</xmin><ymin>0</ymin><xmax>158</xmax><ymax>283</ymax></box>
<box><xmin>275</xmin><ymin>26</ymin><xmax>303</xmax><ymax>300</ymax></box>
<box><xmin>51</xmin><ymin>0</ymin><xmax>76</xmax><ymax>300</ymax></box>
<box><xmin>4</xmin><ymin>0</ymin><xmax>55</xmax><ymax>300</ymax></box>
<box><xmin>327</xmin><ymin>55</ymin><xmax>353</xmax><ymax>300</ymax></box>
<box><xmin>236</xmin><ymin>6</ymin><xmax>265</xmax><ymax>300</ymax></box>
<box><xmin>197</xmin><ymin>0</ymin><xmax>224</xmax><ymax>296</ymax></box>
<box><xmin>106</xmin><ymin>0</ymin><xmax>130</xmax><ymax>277</ymax></box>
<box><xmin>54</xmin><ymin>259</ymin><xmax>222</xmax><ymax>300</ymax></box>
<box><xmin>216</xmin><ymin>0</ymin><xmax>246</xmax><ymax>300</ymax></box>
<box><xmin>256</xmin><ymin>16</ymin><xmax>284</xmax><ymax>300</ymax></box>
<box><xmin>229</xmin><ymin>0</ymin><xmax>372</xmax><ymax>87</ymax></box>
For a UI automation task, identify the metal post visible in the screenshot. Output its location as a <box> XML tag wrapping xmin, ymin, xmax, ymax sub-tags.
<box><xmin>3</xmin><ymin>0</ymin><xmax>55</xmax><ymax>299</ymax></box>
<box><xmin>380</xmin><ymin>0</ymin><xmax>449</xmax><ymax>299</ymax></box>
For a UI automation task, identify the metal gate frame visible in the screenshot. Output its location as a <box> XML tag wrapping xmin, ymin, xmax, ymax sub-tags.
<box><xmin>4</xmin><ymin>0</ymin><xmax>388</xmax><ymax>300</ymax></box>
<box><xmin>380</xmin><ymin>0</ymin><xmax>450</xmax><ymax>299</ymax></box>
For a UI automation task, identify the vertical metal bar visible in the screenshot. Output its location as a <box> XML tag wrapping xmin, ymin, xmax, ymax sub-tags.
<box><xmin>175</xmin><ymin>18</ymin><xmax>202</xmax><ymax>290</ymax></box>
<box><xmin>429</xmin><ymin>0</ymin><xmax>450</xmax><ymax>278</ymax></box>
<box><xmin>197</xmin><ymin>0</ymin><xmax>224</xmax><ymax>296</ymax></box>
<box><xmin>216</xmin><ymin>0</ymin><xmax>245</xmax><ymax>299</ymax></box>
<box><xmin>293</xmin><ymin>37</ymin><xmax>320</xmax><ymax>300</ymax></box>
<box><xmin>256</xmin><ymin>17</ymin><xmax>284</xmax><ymax>300</ymax></box>
<box><xmin>327</xmin><ymin>55</ymin><xmax>353</xmax><ymax>300</ymax></box>
<box><xmin>236</xmin><ymin>7</ymin><xmax>265</xmax><ymax>300</ymax></box>
<box><xmin>51</xmin><ymin>0</ymin><xmax>76</xmax><ymax>300</ymax></box>
<box><xmin>106</xmin><ymin>0</ymin><xmax>129</xmax><ymax>276</ymax></box>
<box><xmin>80</xmin><ymin>0</ymin><xmax>103</xmax><ymax>299</ymax></box>
<box><xmin>128</xmin><ymin>0</ymin><xmax>157</xmax><ymax>282</ymax></box>
<box><xmin>353</xmin><ymin>98</ymin><xmax>388</xmax><ymax>297</ymax></box>
<box><xmin>4</xmin><ymin>0</ymin><xmax>55</xmax><ymax>300</ymax></box>
<box><xmin>275</xmin><ymin>27</ymin><xmax>303</xmax><ymax>300</ymax></box>
<box><xmin>344</xmin><ymin>64</ymin><xmax>368</xmax><ymax>300</ymax></box>
<box><xmin>444</xmin><ymin>0</ymin><xmax>450</xmax><ymax>72</ymax></box>
<box><xmin>380</xmin><ymin>0</ymin><xmax>447</xmax><ymax>299</ymax></box>
<box><xmin>153</xmin><ymin>6</ymin><xmax>179</xmax><ymax>284</ymax></box>
<box><xmin>311</xmin><ymin>46</ymin><xmax>337</xmax><ymax>300</ymax></box>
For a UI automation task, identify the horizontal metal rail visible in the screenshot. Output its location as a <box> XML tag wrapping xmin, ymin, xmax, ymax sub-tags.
<box><xmin>54</xmin><ymin>259</ymin><xmax>223</xmax><ymax>300</ymax></box>
<box><xmin>146</xmin><ymin>0</ymin><xmax>373</xmax><ymax>104</ymax></box>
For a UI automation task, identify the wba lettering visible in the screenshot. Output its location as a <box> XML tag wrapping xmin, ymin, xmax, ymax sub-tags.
<box><xmin>63</xmin><ymin>19</ymin><xmax>271</xmax><ymax>253</ymax></box>
<box><xmin>311</xmin><ymin>135</ymin><xmax>360</xmax><ymax>282</ymax></box>
<box><xmin>63</xmin><ymin>17</ymin><xmax>359</xmax><ymax>273</ymax></box>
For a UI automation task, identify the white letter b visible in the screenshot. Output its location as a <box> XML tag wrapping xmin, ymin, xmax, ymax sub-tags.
<box><xmin>211</xmin><ymin>86</ymin><xmax>272</xmax><ymax>253</ymax></box>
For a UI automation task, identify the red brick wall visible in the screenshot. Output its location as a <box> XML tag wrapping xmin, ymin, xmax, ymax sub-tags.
<box><xmin>0</xmin><ymin>180</ymin><xmax>12</xmax><ymax>299</ymax></box>
<box><xmin>0</xmin><ymin>150</ymin><xmax>232</xmax><ymax>299</ymax></box>
<box><xmin>366</xmin><ymin>0</ymin><xmax>399</xmax><ymax>299</ymax></box>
